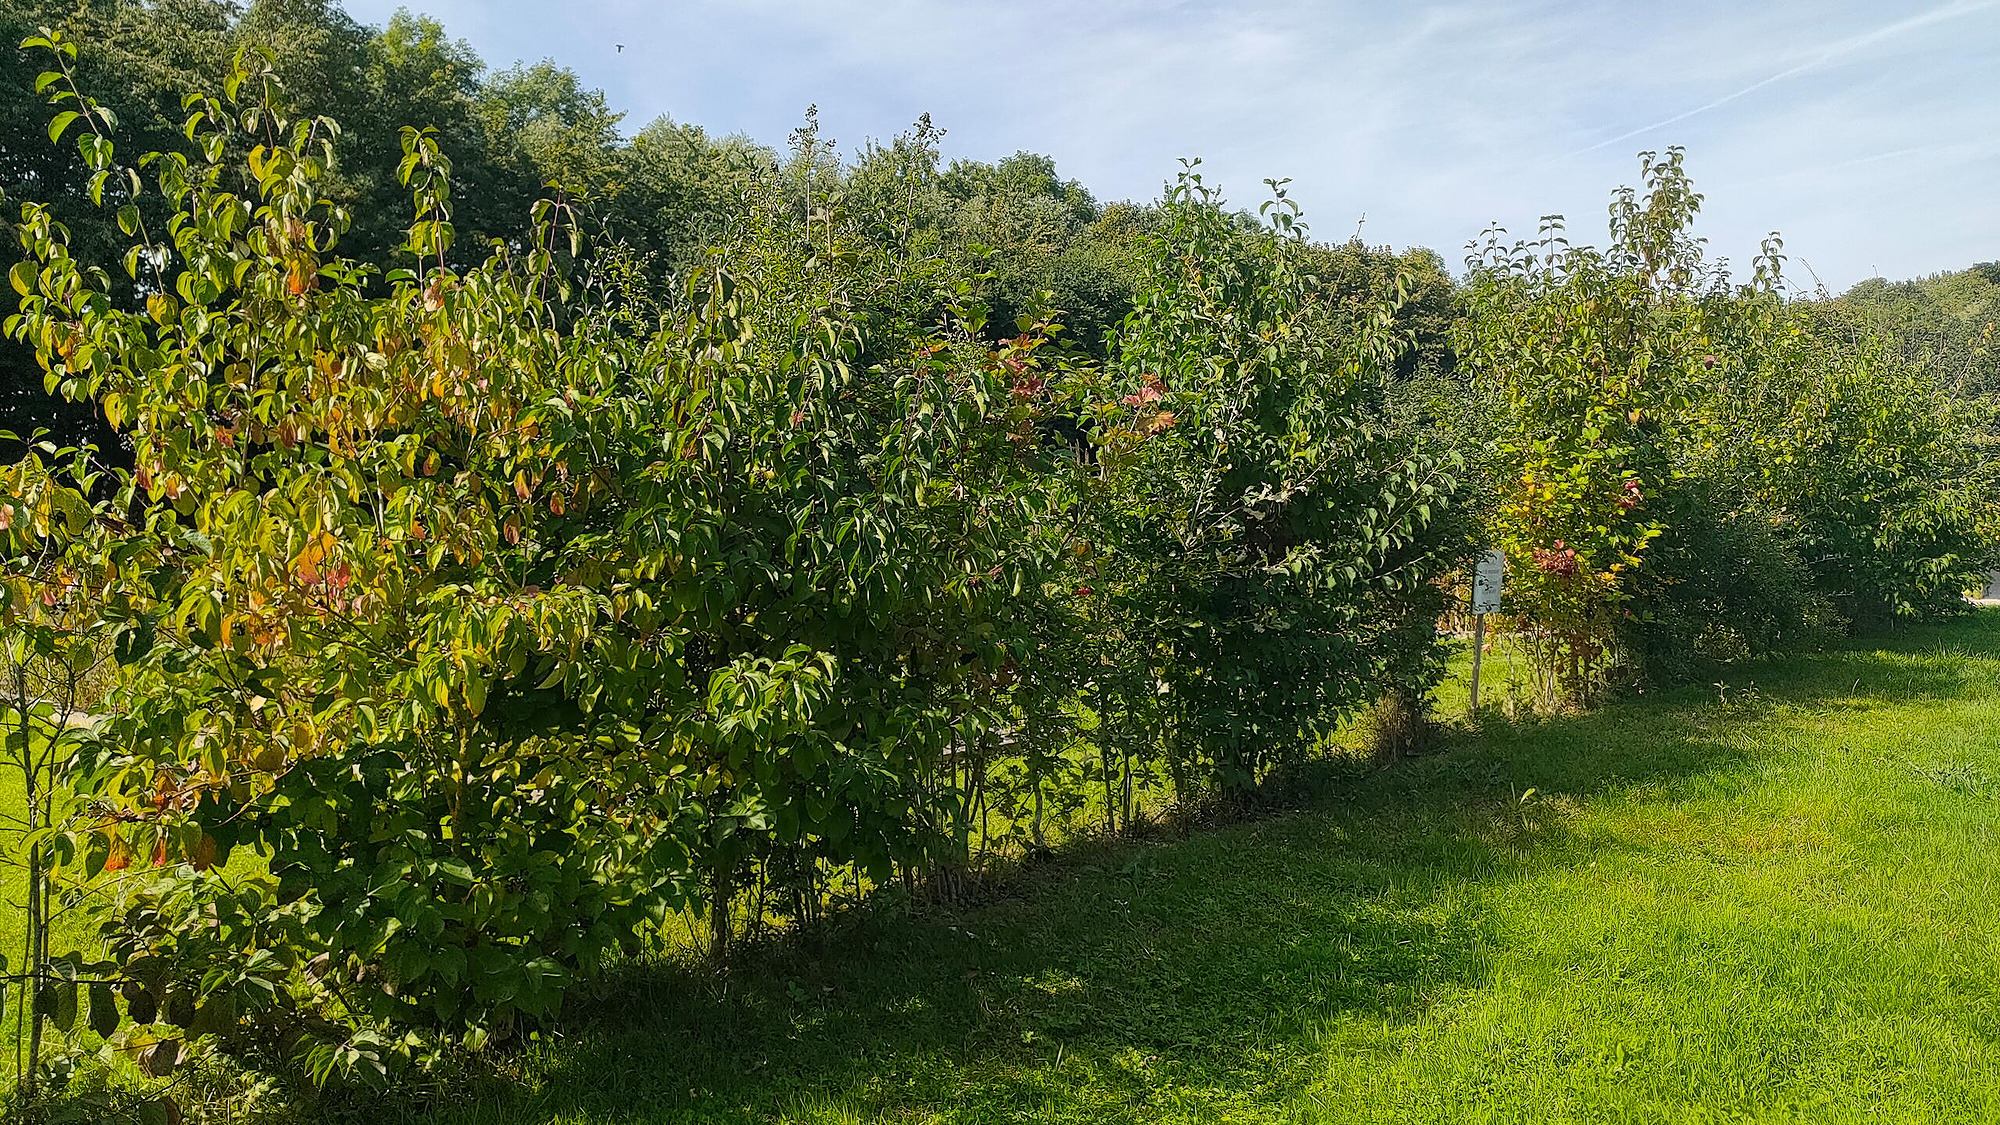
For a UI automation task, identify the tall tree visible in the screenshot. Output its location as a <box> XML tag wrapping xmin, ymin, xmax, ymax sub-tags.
<box><xmin>607</xmin><ymin>113</ymin><xmax>773</xmax><ymax>272</ymax></box>
<box><xmin>0</xmin><ymin>0</ymin><xmax>232</xmax><ymax>460</ymax></box>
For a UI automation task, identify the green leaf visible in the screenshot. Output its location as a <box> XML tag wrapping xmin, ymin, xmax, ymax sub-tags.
<box><xmin>126</xmin><ymin>986</ymin><xmax>157</xmax><ymax>1026</ymax></box>
<box><xmin>47</xmin><ymin>109</ymin><xmax>79</xmax><ymax>144</ymax></box>
<box><xmin>89</xmin><ymin>981</ymin><xmax>119</xmax><ymax>1038</ymax></box>
<box><xmin>84</xmin><ymin>830</ymin><xmax>109</xmax><ymax>879</ymax></box>
<box><xmin>114</xmin><ymin>617</ymin><xmax>156</xmax><ymax>665</ymax></box>
<box><xmin>137</xmin><ymin>1037</ymin><xmax>182</xmax><ymax>1078</ymax></box>
<box><xmin>52</xmin><ymin>976</ymin><xmax>77</xmax><ymax>1032</ymax></box>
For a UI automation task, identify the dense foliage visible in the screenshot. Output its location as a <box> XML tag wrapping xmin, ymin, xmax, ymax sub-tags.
<box><xmin>1</xmin><ymin>28</ymin><xmax>1466</xmax><ymax>1101</ymax></box>
<box><xmin>1</xmin><ymin>4</ymin><xmax>1994</xmax><ymax>1114</ymax></box>
<box><xmin>1074</xmin><ymin>168</ymin><xmax>1462</xmax><ymax>797</ymax></box>
<box><xmin>1452</xmin><ymin>150</ymin><xmax>1997</xmax><ymax>703</ymax></box>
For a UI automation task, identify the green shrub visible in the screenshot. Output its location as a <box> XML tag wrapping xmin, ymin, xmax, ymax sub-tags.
<box><xmin>1076</xmin><ymin>165</ymin><xmax>1467</xmax><ymax>801</ymax></box>
<box><xmin>1457</xmin><ymin>148</ymin><xmax>1997</xmax><ymax>702</ymax></box>
<box><xmin>1</xmin><ymin>41</ymin><xmax>1465</xmax><ymax>1092</ymax></box>
<box><xmin>1624</xmin><ymin>486</ymin><xmax>1832</xmax><ymax>684</ymax></box>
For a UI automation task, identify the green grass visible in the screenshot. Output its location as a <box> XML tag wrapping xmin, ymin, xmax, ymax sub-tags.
<box><xmin>1</xmin><ymin>711</ymin><xmax>110</xmax><ymax>1085</ymax></box>
<box><xmin>18</xmin><ymin>615</ymin><xmax>2000</xmax><ymax>1122</ymax></box>
<box><xmin>393</xmin><ymin>612</ymin><xmax>2000</xmax><ymax>1124</ymax></box>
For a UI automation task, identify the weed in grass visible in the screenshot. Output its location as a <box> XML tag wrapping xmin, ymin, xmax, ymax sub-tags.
<box><xmin>1910</xmin><ymin>759</ymin><xmax>1996</xmax><ymax>796</ymax></box>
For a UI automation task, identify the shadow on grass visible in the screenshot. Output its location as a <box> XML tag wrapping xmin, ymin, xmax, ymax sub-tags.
<box><xmin>364</xmin><ymin>613</ymin><xmax>2000</xmax><ymax>1125</ymax></box>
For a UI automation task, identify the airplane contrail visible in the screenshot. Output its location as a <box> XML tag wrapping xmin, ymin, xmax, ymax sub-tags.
<box><xmin>1570</xmin><ymin>0</ymin><xmax>2000</xmax><ymax>157</ymax></box>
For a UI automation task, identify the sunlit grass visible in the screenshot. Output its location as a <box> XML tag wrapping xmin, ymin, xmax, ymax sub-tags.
<box><xmin>0</xmin><ymin>717</ymin><xmax>105</xmax><ymax>1085</ymax></box>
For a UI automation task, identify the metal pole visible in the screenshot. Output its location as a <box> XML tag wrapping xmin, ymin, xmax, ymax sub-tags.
<box><xmin>1469</xmin><ymin>613</ymin><xmax>1486</xmax><ymax>714</ymax></box>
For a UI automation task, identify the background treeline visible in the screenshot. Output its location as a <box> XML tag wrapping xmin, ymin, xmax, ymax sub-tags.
<box><xmin>1</xmin><ymin>0</ymin><xmax>1996</xmax><ymax>1112</ymax></box>
<box><xmin>0</xmin><ymin>0</ymin><xmax>1463</xmax><ymax>461</ymax></box>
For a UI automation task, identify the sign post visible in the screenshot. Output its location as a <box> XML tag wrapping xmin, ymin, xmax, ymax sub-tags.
<box><xmin>1469</xmin><ymin>548</ymin><xmax>1505</xmax><ymax>713</ymax></box>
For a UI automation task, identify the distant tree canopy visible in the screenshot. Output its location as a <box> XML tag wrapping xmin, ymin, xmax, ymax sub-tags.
<box><xmin>1830</xmin><ymin>265</ymin><xmax>2000</xmax><ymax>397</ymax></box>
<box><xmin>1</xmin><ymin>1</ymin><xmax>1988</xmax><ymax>464</ymax></box>
<box><xmin>0</xmin><ymin>0</ymin><xmax>1515</xmax><ymax>459</ymax></box>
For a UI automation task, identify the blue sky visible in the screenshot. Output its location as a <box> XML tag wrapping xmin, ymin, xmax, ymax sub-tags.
<box><xmin>341</xmin><ymin>0</ymin><xmax>1999</xmax><ymax>291</ymax></box>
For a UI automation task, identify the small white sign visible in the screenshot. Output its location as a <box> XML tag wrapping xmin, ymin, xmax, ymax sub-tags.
<box><xmin>1471</xmin><ymin>549</ymin><xmax>1505</xmax><ymax>614</ymax></box>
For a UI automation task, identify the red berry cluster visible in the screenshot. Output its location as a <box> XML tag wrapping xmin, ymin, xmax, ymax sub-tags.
<box><xmin>1532</xmin><ymin>539</ymin><xmax>1580</xmax><ymax>577</ymax></box>
<box><xmin>1617</xmin><ymin>479</ymin><xmax>1642</xmax><ymax>511</ymax></box>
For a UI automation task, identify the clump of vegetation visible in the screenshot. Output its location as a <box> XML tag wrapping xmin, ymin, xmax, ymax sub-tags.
<box><xmin>0</xmin><ymin>27</ymin><xmax>1465</xmax><ymax>1103</ymax></box>
<box><xmin>1</xmin><ymin>5</ymin><xmax>1995</xmax><ymax>1118</ymax></box>
<box><xmin>1364</xmin><ymin>686</ymin><xmax>1434</xmax><ymax>763</ymax></box>
<box><xmin>1456</xmin><ymin>149</ymin><xmax>1997</xmax><ymax>706</ymax></box>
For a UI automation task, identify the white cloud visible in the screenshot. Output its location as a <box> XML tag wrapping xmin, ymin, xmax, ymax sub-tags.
<box><xmin>342</xmin><ymin>0</ymin><xmax>1999</xmax><ymax>288</ymax></box>
<box><xmin>1571</xmin><ymin>0</ymin><xmax>1999</xmax><ymax>155</ymax></box>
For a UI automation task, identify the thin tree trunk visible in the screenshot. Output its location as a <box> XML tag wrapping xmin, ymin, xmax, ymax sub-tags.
<box><xmin>1121</xmin><ymin>748</ymin><xmax>1134</xmax><ymax>833</ymax></box>
<box><xmin>1102</xmin><ymin>741</ymin><xmax>1116</xmax><ymax>835</ymax></box>
<box><xmin>18</xmin><ymin>661</ymin><xmax>44</xmax><ymax>1099</ymax></box>
<box><xmin>708</xmin><ymin>861</ymin><xmax>734</xmax><ymax>965</ymax></box>
<box><xmin>1032</xmin><ymin>776</ymin><xmax>1045</xmax><ymax>851</ymax></box>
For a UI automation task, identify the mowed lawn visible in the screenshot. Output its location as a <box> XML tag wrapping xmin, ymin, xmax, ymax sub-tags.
<box><xmin>13</xmin><ymin>614</ymin><xmax>2000</xmax><ymax>1122</ymax></box>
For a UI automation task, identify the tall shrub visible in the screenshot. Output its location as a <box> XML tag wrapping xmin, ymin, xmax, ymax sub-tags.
<box><xmin>4</xmin><ymin>42</ymin><xmax>1059</xmax><ymax>1080</ymax></box>
<box><xmin>1079</xmin><ymin>166</ymin><xmax>1465</xmax><ymax>801</ymax></box>
<box><xmin>1461</xmin><ymin>149</ymin><xmax>1999</xmax><ymax>701</ymax></box>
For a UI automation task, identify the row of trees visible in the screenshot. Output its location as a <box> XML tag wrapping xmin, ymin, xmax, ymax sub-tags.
<box><xmin>1</xmin><ymin>3</ymin><xmax>1994</xmax><ymax>1112</ymax></box>
<box><xmin>7</xmin><ymin>0</ymin><xmax>1415</xmax><ymax>460</ymax></box>
<box><xmin>4</xmin><ymin>30</ymin><xmax>1468</xmax><ymax>1100</ymax></box>
<box><xmin>1445</xmin><ymin>152</ymin><xmax>1998</xmax><ymax>702</ymax></box>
